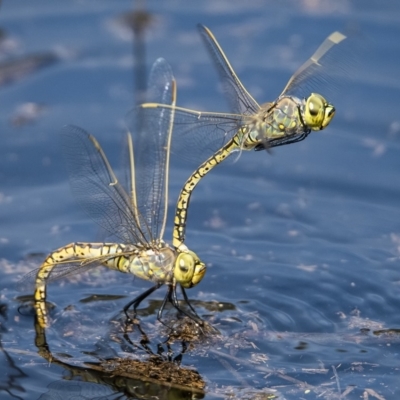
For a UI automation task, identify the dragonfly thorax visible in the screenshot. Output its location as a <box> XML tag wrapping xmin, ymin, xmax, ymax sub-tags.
<box><xmin>125</xmin><ymin>245</ymin><xmax>176</xmax><ymax>284</ymax></box>
<box><xmin>245</xmin><ymin>96</ymin><xmax>307</xmax><ymax>148</ymax></box>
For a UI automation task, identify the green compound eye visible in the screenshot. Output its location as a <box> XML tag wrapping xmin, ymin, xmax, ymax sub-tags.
<box><xmin>174</xmin><ymin>250</ymin><xmax>206</xmax><ymax>288</ymax></box>
<box><xmin>304</xmin><ymin>93</ymin><xmax>335</xmax><ymax>131</ymax></box>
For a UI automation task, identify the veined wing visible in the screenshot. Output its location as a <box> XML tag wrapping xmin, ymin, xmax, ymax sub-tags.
<box><xmin>18</xmin><ymin>247</ymin><xmax>145</xmax><ymax>290</ymax></box>
<box><xmin>62</xmin><ymin>125</ymin><xmax>149</xmax><ymax>246</ymax></box>
<box><xmin>19</xmin><ymin>258</ymin><xmax>108</xmax><ymax>289</ymax></box>
<box><xmin>127</xmin><ymin>58</ymin><xmax>176</xmax><ymax>242</ymax></box>
<box><xmin>280</xmin><ymin>30</ymin><xmax>363</xmax><ymax>102</ymax></box>
<box><xmin>137</xmin><ymin>104</ymin><xmax>245</xmax><ymax>169</ymax></box>
<box><xmin>198</xmin><ymin>24</ymin><xmax>260</xmax><ymax>116</ymax></box>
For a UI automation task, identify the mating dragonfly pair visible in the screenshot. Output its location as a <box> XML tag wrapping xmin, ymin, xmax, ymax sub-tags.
<box><xmin>31</xmin><ymin>25</ymin><xmax>354</xmax><ymax>329</ymax></box>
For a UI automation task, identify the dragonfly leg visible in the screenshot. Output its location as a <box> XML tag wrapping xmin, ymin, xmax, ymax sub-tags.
<box><xmin>123</xmin><ymin>283</ymin><xmax>163</xmax><ymax>321</ymax></box>
<box><xmin>156</xmin><ymin>285</ymin><xmax>173</xmax><ymax>324</ymax></box>
<box><xmin>172</xmin><ymin>340</ymin><xmax>188</xmax><ymax>365</ymax></box>
<box><xmin>171</xmin><ymin>285</ymin><xmax>204</xmax><ymax>327</ymax></box>
<box><xmin>136</xmin><ymin>323</ymin><xmax>154</xmax><ymax>355</ymax></box>
<box><xmin>122</xmin><ymin>318</ymin><xmax>154</xmax><ymax>356</ymax></box>
<box><xmin>180</xmin><ymin>285</ymin><xmax>201</xmax><ymax>319</ymax></box>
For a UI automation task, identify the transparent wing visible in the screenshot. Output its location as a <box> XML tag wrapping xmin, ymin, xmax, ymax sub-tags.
<box><xmin>281</xmin><ymin>30</ymin><xmax>363</xmax><ymax>102</ymax></box>
<box><xmin>198</xmin><ymin>24</ymin><xmax>260</xmax><ymax>116</ymax></box>
<box><xmin>18</xmin><ymin>259</ymin><xmax>105</xmax><ymax>290</ymax></box>
<box><xmin>134</xmin><ymin>104</ymin><xmax>245</xmax><ymax>170</ymax></box>
<box><xmin>124</xmin><ymin>132</ymin><xmax>140</xmax><ymax>228</ymax></box>
<box><xmin>62</xmin><ymin>125</ymin><xmax>149</xmax><ymax>245</ymax></box>
<box><xmin>18</xmin><ymin>249</ymin><xmax>139</xmax><ymax>291</ymax></box>
<box><xmin>127</xmin><ymin>58</ymin><xmax>176</xmax><ymax>242</ymax></box>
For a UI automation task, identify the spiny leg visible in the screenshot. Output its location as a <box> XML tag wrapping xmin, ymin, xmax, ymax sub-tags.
<box><xmin>156</xmin><ymin>285</ymin><xmax>174</xmax><ymax>328</ymax></box>
<box><xmin>123</xmin><ymin>282</ymin><xmax>162</xmax><ymax>322</ymax></box>
<box><xmin>172</xmin><ymin>341</ymin><xmax>187</xmax><ymax>365</ymax></box>
<box><xmin>163</xmin><ymin>336</ymin><xmax>188</xmax><ymax>364</ymax></box>
<box><xmin>136</xmin><ymin>322</ymin><xmax>154</xmax><ymax>355</ymax></box>
<box><xmin>122</xmin><ymin>316</ymin><xmax>153</xmax><ymax>355</ymax></box>
<box><xmin>158</xmin><ymin>332</ymin><xmax>188</xmax><ymax>364</ymax></box>
<box><xmin>171</xmin><ymin>285</ymin><xmax>204</xmax><ymax>327</ymax></box>
<box><xmin>156</xmin><ymin>340</ymin><xmax>174</xmax><ymax>361</ymax></box>
<box><xmin>180</xmin><ymin>285</ymin><xmax>201</xmax><ymax>319</ymax></box>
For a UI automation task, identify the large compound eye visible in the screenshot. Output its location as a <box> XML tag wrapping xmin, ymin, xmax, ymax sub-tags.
<box><xmin>321</xmin><ymin>105</ymin><xmax>335</xmax><ymax>129</ymax></box>
<box><xmin>303</xmin><ymin>93</ymin><xmax>334</xmax><ymax>131</ymax></box>
<box><xmin>308</xmin><ymin>96</ymin><xmax>322</xmax><ymax>116</ymax></box>
<box><xmin>174</xmin><ymin>252</ymin><xmax>195</xmax><ymax>286</ymax></box>
<box><xmin>174</xmin><ymin>250</ymin><xmax>206</xmax><ymax>288</ymax></box>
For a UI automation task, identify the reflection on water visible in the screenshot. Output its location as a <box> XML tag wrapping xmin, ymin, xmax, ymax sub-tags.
<box><xmin>1</xmin><ymin>0</ymin><xmax>400</xmax><ymax>399</ymax></box>
<box><xmin>0</xmin><ymin>303</ymin><xmax>26</xmax><ymax>400</ymax></box>
<box><xmin>34</xmin><ymin>314</ymin><xmax>207</xmax><ymax>399</ymax></box>
<box><xmin>4</xmin><ymin>278</ymin><xmax>400</xmax><ymax>399</ymax></box>
<box><xmin>0</xmin><ymin>53</ymin><xmax>58</xmax><ymax>87</ymax></box>
<box><xmin>115</xmin><ymin>1</ymin><xmax>153</xmax><ymax>105</ymax></box>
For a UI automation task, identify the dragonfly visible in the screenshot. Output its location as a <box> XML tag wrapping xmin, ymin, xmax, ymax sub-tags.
<box><xmin>30</xmin><ymin>58</ymin><xmax>206</xmax><ymax>329</ymax></box>
<box><xmin>137</xmin><ymin>25</ymin><xmax>358</xmax><ymax>249</ymax></box>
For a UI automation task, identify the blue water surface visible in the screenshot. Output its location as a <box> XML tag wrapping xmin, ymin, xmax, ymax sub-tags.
<box><xmin>1</xmin><ymin>1</ymin><xmax>400</xmax><ymax>399</ymax></box>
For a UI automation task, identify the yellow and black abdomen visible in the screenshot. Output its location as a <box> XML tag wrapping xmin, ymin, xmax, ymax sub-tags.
<box><xmin>34</xmin><ymin>241</ymin><xmax>176</xmax><ymax>327</ymax></box>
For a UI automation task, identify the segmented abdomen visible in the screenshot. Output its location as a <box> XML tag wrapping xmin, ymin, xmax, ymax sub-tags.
<box><xmin>34</xmin><ymin>241</ymin><xmax>177</xmax><ymax>327</ymax></box>
<box><xmin>34</xmin><ymin>242</ymin><xmax>133</xmax><ymax>328</ymax></box>
<box><xmin>173</xmin><ymin>138</ymin><xmax>239</xmax><ymax>248</ymax></box>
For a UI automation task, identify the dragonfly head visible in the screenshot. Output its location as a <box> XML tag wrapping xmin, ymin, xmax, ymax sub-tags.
<box><xmin>174</xmin><ymin>250</ymin><xmax>206</xmax><ymax>288</ymax></box>
<box><xmin>303</xmin><ymin>93</ymin><xmax>335</xmax><ymax>131</ymax></box>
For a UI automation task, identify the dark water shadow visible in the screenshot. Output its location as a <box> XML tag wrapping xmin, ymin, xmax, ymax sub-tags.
<box><xmin>8</xmin><ymin>284</ymin><xmax>400</xmax><ymax>399</ymax></box>
<box><xmin>34</xmin><ymin>316</ymin><xmax>207</xmax><ymax>399</ymax></box>
<box><xmin>0</xmin><ymin>303</ymin><xmax>27</xmax><ymax>400</ymax></box>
